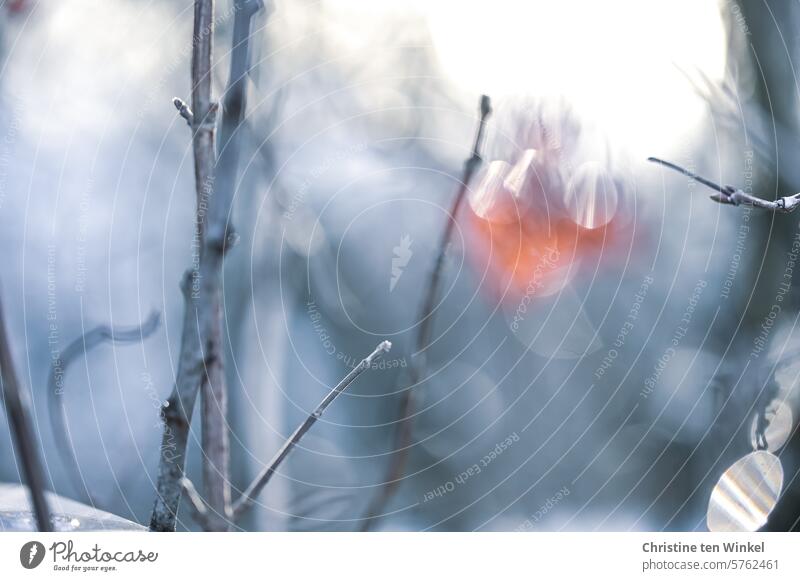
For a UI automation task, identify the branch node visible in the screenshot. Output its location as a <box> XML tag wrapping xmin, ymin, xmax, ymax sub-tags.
<box><xmin>190</xmin><ymin>102</ymin><xmax>218</xmax><ymax>132</ymax></box>
<box><xmin>180</xmin><ymin>477</ymin><xmax>209</xmax><ymax>527</ymax></box>
<box><xmin>173</xmin><ymin>97</ymin><xmax>193</xmax><ymax>126</ymax></box>
<box><xmin>648</xmin><ymin>156</ymin><xmax>800</xmax><ymax>214</ymax></box>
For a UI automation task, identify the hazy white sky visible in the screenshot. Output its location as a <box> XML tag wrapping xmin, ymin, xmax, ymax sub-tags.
<box><xmin>324</xmin><ymin>0</ymin><xmax>728</xmax><ymax>157</ymax></box>
<box><xmin>424</xmin><ymin>0</ymin><xmax>727</xmax><ymax>155</ymax></box>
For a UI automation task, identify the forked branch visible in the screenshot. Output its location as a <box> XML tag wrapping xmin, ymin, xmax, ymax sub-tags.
<box><xmin>648</xmin><ymin>157</ymin><xmax>800</xmax><ymax>212</ymax></box>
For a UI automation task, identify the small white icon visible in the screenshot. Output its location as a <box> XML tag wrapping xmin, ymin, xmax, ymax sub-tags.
<box><xmin>390</xmin><ymin>235</ymin><xmax>413</xmax><ymax>292</ymax></box>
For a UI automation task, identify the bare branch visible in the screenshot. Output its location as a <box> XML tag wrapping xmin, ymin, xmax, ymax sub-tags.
<box><xmin>179</xmin><ymin>477</ymin><xmax>209</xmax><ymax>527</ymax></box>
<box><xmin>232</xmin><ymin>341</ymin><xmax>392</xmax><ymax>519</ymax></box>
<box><xmin>198</xmin><ymin>0</ymin><xmax>267</xmax><ymax>532</ymax></box>
<box><xmin>150</xmin><ymin>0</ymin><xmax>220</xmax><ymax>533</ymax></box>
<box><xmin>47</xmin><ymin>312</ymin><xmax>160</xmax><ymax>505</ymax></box>
<box><xmin>361</xmin><ymin>96</ymin><xmax>492</xmax><ymax>530</ymax></box>
<box><xmin>0</xmin><ymin>291</ymin><xmax>51</xmax><ymax>531</ymax></box>
<box><xmin>150</xmin><ymin>0</ymin><xmax>269</xmax><ymax>532</ymax></box>
<box><xmin>647</xmin><ymin>157</ymin><xmax>800</xmax><ymax>213</ymax></box>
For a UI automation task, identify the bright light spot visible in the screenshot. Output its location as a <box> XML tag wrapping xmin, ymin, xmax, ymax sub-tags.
<box><xmin>707</xmin><ymin>451</ymin><xmax>783</xmax><ymax>532</ymax></box>
<box><xmin>423</xmin><ymin>0</ymin><xmax>727</xmax><ymax>155</ymax></box>
<box><xmin>564</xmin><ymin>162</ymin><xmax>619</xmax><ymax>229</ymax></box>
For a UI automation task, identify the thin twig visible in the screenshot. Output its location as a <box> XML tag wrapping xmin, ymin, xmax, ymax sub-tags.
<box><xmin>232</xmin><ymin>341</ymin><xmax>392</xmax><ymax>519</ymax></box>
<box><xmin>361</xmin><ymin>96</ymin><xmax>492</xmax><ymax>530</ymax></box>
<box><xmin>0</xmin><ymin>292</ymin><xmax>51</xmax><ymax>531</ymax></box>
<box><xmin>648</xmin><ymin>157</ymin><xmax>800</xmax><ymax>212</ymax></box>
<box><xmin>198</xmin><ymin>0</ymin><xmax>266</xmax><ymax>532</ymax></box>
<box><xmin>150</xmin><ymin>0</ymin><xmax>220</xmax><ymax>532</ymax></box>
<box><xmin>47</xmin><ymin>311</ymin><xmax>160</xmax><ymax>505</ymax></box>
<box><xmin>179</xmin><ymin>477</ymin><xmax>209</xmax><ymax>527</ymax></box>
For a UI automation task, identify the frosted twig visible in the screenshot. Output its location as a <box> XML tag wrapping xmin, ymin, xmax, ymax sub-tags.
<box><xmin>48</xmin><ymin>311</ymin><xmax>160</xmax><ymax>505</ymax></box>
<box><xmin>151</xmin><ymin>0</ymin><xmax>268</xmax><ymax>533</ymax></box>
<box><xmin>361</xmin><ymin>95</ymin><xmax>492</xmax><ymax>530</ymax></box>
<box><xmin>150</xmin><ymin>0</ymin><xmax>219</xmax><ymax>533</ymax></box>
<box><xmin>648</xmin><ymin>157</ymin><xmax>800</xmax><ymax>213</ymax></box>
<box><xmin>232</xmin><ymin>341</ymin><xmax>392</xmax><ymax>519</ymax></box>
<box><xmin>197</xmin><ymin>0</ymin><xmax>266</xmax><ymax>532</ymax></box>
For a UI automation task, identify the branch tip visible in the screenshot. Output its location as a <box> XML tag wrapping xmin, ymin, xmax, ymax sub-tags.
<box><xmin>648</xmin><ymin>155</ymin><xmax>800</xmax><ymax>213</ymax></box>
<box><xmin>173</xmin><ymin>97</ymin><xmax>194</xmax><ymax>126</ymax></box>
<box><xmin>361</xmin><ymin>94</ymin><xmax>492</xmax><ymax>530</ymax></box>
<box><xmin>479</xmin><ymin>94</ymin><xmax>492</xmax><ymax>118</ymax></box>
<box><xmin>231</xmin><ymin>341</ymin><xmax>391</xmax><ymax>519</ymax></box>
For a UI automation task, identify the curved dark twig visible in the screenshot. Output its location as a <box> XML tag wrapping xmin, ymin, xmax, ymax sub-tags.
<box><xmin>47</xmin><ymin>311</ymin><xmax>160</xmax><ymax>505</ymax></box>
<box><xmin>360</xmin><ymin>96</ymin><xmax>492</xmax><ymax>530</ymax></box>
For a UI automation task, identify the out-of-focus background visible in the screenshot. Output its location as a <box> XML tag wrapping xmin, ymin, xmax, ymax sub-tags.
<box><xmin>1</xmin><ymin>0</ymin><xmax>799</xmax><ymax>531</ymax></box>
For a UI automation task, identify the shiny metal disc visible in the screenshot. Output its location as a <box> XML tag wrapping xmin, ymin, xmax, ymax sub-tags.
<box><xmin>706</xmin><ymin>451</ymin><xmax>783</xmax><ymax>532</ymax></box>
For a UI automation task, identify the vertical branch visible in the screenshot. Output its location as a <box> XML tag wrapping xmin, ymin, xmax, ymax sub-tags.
<box><xmin>361</xmin><ymin>96</ymin><xmax>492</xmax><ymax>530</ymax></box>
<box><xmin>0</xmin><ymin>292</ymin><xmax>51</xmax><ymax>531</ymax></box>
<box><xmin>150</xmin><ymin>0</ymin><xmax>219</xmax><ymax>532</ymax></box>
<box><xmin>199</xmin><ymin>0</ymin><xmax>265</xmax><ymax>532</ymax></box>
<box><xmin>150</xmin><ymin>0</ymin><xmax>267</xmax><ymax>532</ymax></box>
<box><xmin>200</xmin><ymin>300</ymin><xmax>231</xmax><ymax>530</ymax></box>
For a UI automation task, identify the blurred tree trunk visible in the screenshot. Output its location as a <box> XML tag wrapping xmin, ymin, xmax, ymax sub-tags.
<box><xmin>733</xmin><ymin>0</ymin><xmax>800</xmax><ymax>531</ymax></box>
